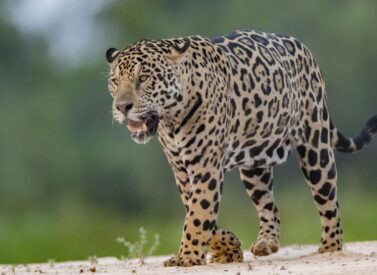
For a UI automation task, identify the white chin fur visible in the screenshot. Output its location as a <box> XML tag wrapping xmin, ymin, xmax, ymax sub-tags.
<box><xmin>131</xmin><ymin>131</ymin><xmax>152</xmax><ymax>144</ymax></box>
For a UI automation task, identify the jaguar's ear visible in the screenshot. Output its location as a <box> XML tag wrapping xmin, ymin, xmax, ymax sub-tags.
<box><xmin>106</xmin><ymin>48</ymin><xmax>120</xmax><ymax>63</ymax></box>
<box><xmin>164</xmin><ymin>38</ymin><xmax>191</xmax><ymax>62</ymax></box>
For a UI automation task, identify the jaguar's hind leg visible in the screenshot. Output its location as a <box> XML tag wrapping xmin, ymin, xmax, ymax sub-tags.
<box><xmin>239</xmin><ymin>166</ymin><xmax>280</xmax><ymax>256</ymax></box>
<box><xmin>296</xmin><ymin>128</ymin><xmax>343</xmax><ymax>252</ymax></box>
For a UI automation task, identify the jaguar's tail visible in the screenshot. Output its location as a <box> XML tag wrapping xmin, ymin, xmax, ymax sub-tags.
<box><xmin>331</xmin><ymin>114</ymin><xmax>377</xmax><ymax>153</ymax></box>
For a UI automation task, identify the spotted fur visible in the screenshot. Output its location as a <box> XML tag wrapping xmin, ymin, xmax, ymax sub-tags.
<box><xmin>106</xmin><ymin>30</ymin><xmax>377</xmax><ymax>266</ymax></box>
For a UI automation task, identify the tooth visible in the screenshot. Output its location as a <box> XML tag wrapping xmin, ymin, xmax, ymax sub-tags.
<box><xmin>142</xmin><ymin>123</ymin><xmax>148</xmax><ymax>132</ymax></box>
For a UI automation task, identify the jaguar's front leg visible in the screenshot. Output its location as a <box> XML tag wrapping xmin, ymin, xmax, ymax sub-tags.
<box><xmin>180</xmin><ymin>169</ymin><xmax>223</xmax><ymax>266</ymax></box>
<box><xmin>163</xmin><ymin>168</ymin><xmax>190</xmax><ymax>267</ymax></box>
<box><xmin>166</xmin><ymin>165</ymin><xmax>223</xmax><ymax>267</ymax></box>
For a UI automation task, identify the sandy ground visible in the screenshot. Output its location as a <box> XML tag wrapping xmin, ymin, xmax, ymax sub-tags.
<box><xmin>1</xmin><ymin>241</ymin><xmax>376</xmax><ymax>275</ymax></box>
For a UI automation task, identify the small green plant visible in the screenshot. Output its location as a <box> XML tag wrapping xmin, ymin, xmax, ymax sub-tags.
<box><xmin>10</xmin><ymin>264</ymin><xmax>16</xmax><ymax>274</ymax></box>
<box><xmin>48</xmin><ymin>259</ymin><xmax>55</xmax><ymax>268</ymax></box>
<box><xmin>88</xmin><ymin>255</ymin><xmax>98</xmax><ymax>265</ymax></box>
<box><xmin>116</xmin><ymin>227</ymin><xmax>160</xmax><ymax>265</ymax></box>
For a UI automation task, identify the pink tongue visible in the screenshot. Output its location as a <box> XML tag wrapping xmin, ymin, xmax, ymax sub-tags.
<box><xmin>127</xmin><ymin>120</ymin><xmax>145</xmax><ymax>132</ymax></box>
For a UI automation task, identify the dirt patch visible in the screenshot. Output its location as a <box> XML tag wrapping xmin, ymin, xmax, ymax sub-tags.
<box><xmin>1</xmin><ymin>241</ymin><xmax>376</xmax><ymax>274</ymax></box>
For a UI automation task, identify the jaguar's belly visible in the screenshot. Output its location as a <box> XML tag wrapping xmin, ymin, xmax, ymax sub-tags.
<box><xmin>224</xmin><ymin>139</ymin><xmax>291</xmax><ymax>172</ymax></box>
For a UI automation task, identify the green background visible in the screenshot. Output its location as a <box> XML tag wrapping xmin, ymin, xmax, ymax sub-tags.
<box><xmin>0</xmin><ymin>0</ymin><xmax>376</xmax><ymax>263</ymax></box>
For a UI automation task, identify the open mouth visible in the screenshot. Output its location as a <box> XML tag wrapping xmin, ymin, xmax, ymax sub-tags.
<box><xmin>126</xmin><ymin>115</ymin><xmax>159</xmax><ymax>143</ymax></box>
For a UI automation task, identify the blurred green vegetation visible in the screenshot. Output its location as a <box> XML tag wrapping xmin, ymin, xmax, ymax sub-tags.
<box><xmin>0</xmin><ymin>0</ymin><xmax>376</xmax><ymax>264</ymax></box>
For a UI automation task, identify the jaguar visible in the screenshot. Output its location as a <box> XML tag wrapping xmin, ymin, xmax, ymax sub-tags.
<box><xmin>105</xmin><ymin>30</ymin><xmax>377</xmax><ymax>266</ymax></box>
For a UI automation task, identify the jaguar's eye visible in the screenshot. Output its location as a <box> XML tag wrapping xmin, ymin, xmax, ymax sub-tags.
<box><xmin>138</xmin><ymin>75</ymin><xmax>149</xmax><ymax>83</ymax></box>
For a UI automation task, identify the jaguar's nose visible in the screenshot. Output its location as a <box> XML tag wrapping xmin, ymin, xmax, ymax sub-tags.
<box><xmin>116</xmin><ymin>102</ymin><xmax>133</xmax><ymax>115</ymax></box>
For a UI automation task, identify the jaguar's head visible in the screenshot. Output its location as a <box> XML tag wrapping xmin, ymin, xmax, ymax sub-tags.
<box><xmin>106</xmin><ymin>38</ymin><xmax>190</xmax><ymax>144</ymax></box>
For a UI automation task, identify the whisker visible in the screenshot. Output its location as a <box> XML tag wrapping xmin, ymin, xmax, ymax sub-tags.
<box><xmin>100</xmin><ymin>70</ymin><xmax>109</xmax><ymax>79</ymax></box>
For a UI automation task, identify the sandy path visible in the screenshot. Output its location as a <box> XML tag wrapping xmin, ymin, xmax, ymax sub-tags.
<box><xmin>1</xmin><ymin>241</ymin><xmax>376</xmax><ymax>275</ymax></box>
